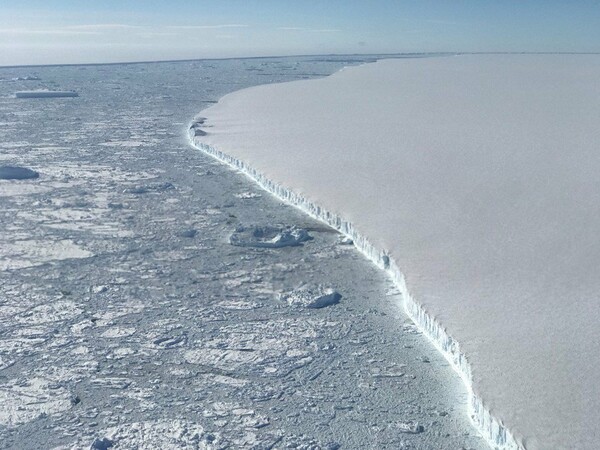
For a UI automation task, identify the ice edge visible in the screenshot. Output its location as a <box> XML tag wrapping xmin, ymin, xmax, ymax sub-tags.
<box><xmin>189</xmin><ymin>130</ymin><xmax>525</xmax><ymax>450</ymax></box>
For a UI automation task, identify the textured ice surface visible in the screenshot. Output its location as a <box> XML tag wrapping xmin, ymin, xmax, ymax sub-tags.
<box><xmin>0</xmin><ymin>56</ymin><xmax>486</xmax><ymax>449</ymax></box>
<box><xmin>280</xmin><ymin>286</ymin><xmax>342</xmax><ymax>309</ymax></box>
<box><xmin>84</xmin><ymin>420</ymin><xmax>213</xmax><ymax>449</ymax></box>
<box><xmin>195</xmin><ymin>55</ymin><xmax>600</xmax><ymax>450</ymax></box>
<box><xmin>229</xmin><ymin>225</ymin><xmax>312</xmax><ymax>248</ymax></box>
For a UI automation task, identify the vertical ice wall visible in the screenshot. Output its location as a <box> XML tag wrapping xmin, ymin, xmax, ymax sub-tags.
<box><xmin>189</xmin><ymin>136</ymin><xmax>522</xmax><ymax>450</ymax></box>
<box><xmin>190</xmin><ymin>55</ymin><xmax>600</xmax><ymax>450</ymax></box>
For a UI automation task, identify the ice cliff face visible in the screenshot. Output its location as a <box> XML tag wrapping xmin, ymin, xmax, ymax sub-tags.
<box><xmin>189</xmin><ymin>135</ymin><xmax>521</xmax><ymax>450</ymax></box>
<box><xmin>190</xmin><ymin>55</ymin><xmax>600</xmax><ymax>450</ymax></box>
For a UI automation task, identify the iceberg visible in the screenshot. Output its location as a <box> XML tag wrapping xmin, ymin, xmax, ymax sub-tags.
<box><xmin>190</xmin><ymin>55</ymin><xmax>600</xmax><ymax>450</ymax></box>
<box><xmin>15</xmin><ymin>90</ymin><xmax>78</xmax><ymax>98</ymax></box>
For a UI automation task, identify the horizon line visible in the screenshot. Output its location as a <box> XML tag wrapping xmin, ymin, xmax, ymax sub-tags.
<box><xmin>1</xmin><ymin>51</ymin><xmax>599</xmax><ymax>69</ymax></box>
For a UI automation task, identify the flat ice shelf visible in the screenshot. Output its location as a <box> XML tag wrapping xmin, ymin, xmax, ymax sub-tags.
<box><xmin>193</xmin><ymin>55</ymin><xmax>600</xmax><ymax>450</ymax></box>
<box><xmin>15</xmin><ymin>90</ymin><xmax>78</xmax><ymax>98</ymax></box>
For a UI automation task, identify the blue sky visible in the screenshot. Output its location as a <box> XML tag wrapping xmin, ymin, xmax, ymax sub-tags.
<box><xmin>1</xmin><ymin>0</ymin><xmax>599</xmax><ymax>66</ymax></box>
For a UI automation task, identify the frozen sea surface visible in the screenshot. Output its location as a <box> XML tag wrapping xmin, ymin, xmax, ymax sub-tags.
<box><xmin>0</xmin><ymin>57</ymin><xmax>486</xmax><ymax>449</ymax></box>
<box><xmin>196</xmin><ymin>55</ymin><xmax>600</xmax><ymax>450</ymax></box>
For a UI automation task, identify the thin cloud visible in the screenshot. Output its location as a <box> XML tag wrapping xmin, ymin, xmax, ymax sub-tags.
<box><xmin>0</xmin><ymin>27</ymin><xmax>100</xmax><ymax>35</ymax></box>
<box><xmin>167</xmin><ymin>24</ymin><xmax>248</xmax><ymax>30</ymax></box>
<box><xmin>137</xmin><ymin>31</ymin><xmax>179</xmax><ymax>38</ymax></box>
<box><xmin>278</xmin><ymin>27</ymin><xmax>341</xmax><ymax>33</ymax></box>
<box><xmin>65</xmin><ymin>24</ymin><xmax>144</xmax><ymax>31</ymax></box>
<box><xmin>426</xmin><ymin>19</ymin><xmax>458</xmax><ymax>25</ymax></box>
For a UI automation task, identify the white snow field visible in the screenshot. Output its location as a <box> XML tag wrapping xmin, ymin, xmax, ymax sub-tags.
<box><xmin>193</xmin><ymin>55</ymin><xmax>600</xmax><ymax>450</ymax></box>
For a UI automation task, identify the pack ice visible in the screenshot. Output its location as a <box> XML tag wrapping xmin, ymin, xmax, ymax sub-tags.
<box><xmin>193</xmin><ymin>55</ymin><xmax>600</xmax><ymax>450</ymax></box>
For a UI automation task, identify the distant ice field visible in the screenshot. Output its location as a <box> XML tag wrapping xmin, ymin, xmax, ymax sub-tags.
<box><xmin>0</xmin><ymin>55</ymin><xmax>488</xmax><ymax>449</ymax></box>
<box><xmin>197</xmin><ymin>55</ymin><xmax>600</xmax><ymax>450</ymax></box>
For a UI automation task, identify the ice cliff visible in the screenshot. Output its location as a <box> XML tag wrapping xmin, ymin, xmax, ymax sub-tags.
<box><xmin>190</xmin><ymin>55</ymin><xmax>600</xmax><ymax>450</ymax></box>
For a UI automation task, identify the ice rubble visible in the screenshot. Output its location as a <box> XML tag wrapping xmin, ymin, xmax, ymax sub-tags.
<box><xmin>88</xmin><ymin>420</ymin><xmax>214</xmax><ymax>449</ymax></box>
<box><xmin>279</xmin><ymin>286</ymin><xmax>342</xmax><ymax>309</ymax></box>
<box><xmin>229</xmin><ymin>225</ymin><xmax>312</xmax><ymax>248</ymax></box>
<box><xmin>190</xmin><ymin>137</ymin><xmax>516</xmax><ymax>449</ymax></box>
<box><xmin>191</xmin><ymin>55</ymin><xmax>600</xmax><ymax>450</ymax></box>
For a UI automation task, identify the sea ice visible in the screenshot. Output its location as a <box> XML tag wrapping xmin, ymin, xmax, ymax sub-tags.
<box><xmin>0</xmin><ymin>55</ymin><xmax>489</xmax><ymax>450</ymax></box>
<box><xmin>88</xmin><ymin>420</ymin><xmax>214</xmax><ymax>450</ymax></box>
<box><xmin>0</xmin><ymin>377</ymin><xmax>72</xmax><ymax>427</ymax></box>
<box><xmin>229</xmin><ymin>225</ymin><xmax>312</xmax><ymax>248</ymax></box>
<box><xmin>122</xmin><ymin>181</ymin><xmax>174</xmax><ymax>194</ymax></box>
<box><xmin>0</xmin><ymin>239</ymin><xmax>93</xmax><ymax>271</ymax></box>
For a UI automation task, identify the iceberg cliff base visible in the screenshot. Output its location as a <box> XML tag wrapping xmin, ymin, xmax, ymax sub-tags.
<box><xmin>190</xmin><ymin>133</ymin><xmax>523</xmax><ymax>450</ymax></box>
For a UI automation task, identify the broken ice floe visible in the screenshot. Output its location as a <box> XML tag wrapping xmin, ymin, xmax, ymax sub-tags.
<box><xmin>229</xmin><ymin>225</ymin><xmax>312</xmax><ymax>248</ymax></box>
<box><xmin>89</xmin><ymin>420</ymin><xmax>215</xmax><ymax>450</ymax></box>
<box><xmin>11</xmin><ymin>76</ymin><xmax>41</xmax><ymax>81</ymax></box>
<box><xmin>234</xmin><ymin>192</ymin><xmax>262</xmax><ymax>199</ymax></box>
<box><xmin>190</xmin><ymin>117</ymin><xmax>208</xmax><ymax>137</ymax></box>
<box><xmin>178</xmin><ymin>228</ymin><xmax>197</xmax><ymax>238</ymax></box>
<box><xmin>0</xmin><ymin>166</ymin><xmax>39</xmax><ymax>180</ymax></box>
<box><xmin>397</xmin><ymin>421</ymin><xmax>425</xmax><ymax>434</ymax></box>
<box><xmin>90</xmin><ymin>437</ymin><xmax>113</xmax><ymax>450</ymax></box>
<box><xmin>122</xmin><ymin>181</ymin><xmax>174</xmax><ymax>194</ymax></box>
<box><xmin>0</xmin><ymin>377</ymin><xmax>72</xmax><ymax>427</ymax></box>
<box><xmin>152</xmin><ymin>333</ymin><xmax>187</xmax><ymax>349</ymax></box>
<box><xmin>336</xmin><ymin>235</ymin><xmax>354</xmax><ymax>245</ymax></box>
<box><xmin>279</xmin><ymin>286</ymin><xmax>342</xmax><ymax>309</ymax></box>
<box><xmin>91</xmin><ymin>285</ymin><xmax>108</xmax><ymax>294</ymax></box>
<box><xmin>0</xmin><ymin>239</ymin><xmax>93</xmax><ymax>271</ymax></box>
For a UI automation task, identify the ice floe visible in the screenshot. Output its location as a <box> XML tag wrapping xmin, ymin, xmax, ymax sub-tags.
<box><xmin>229</xmin><ymin>225</ymin><xmax>312</xmax><ymax>248</ymax></box>
<box><xmin>0</xmin><ymin>166</ymin><xmax>39</xmax><ymax>180</ymax></box>
<box><xmin>15</xmin><ymin>90</ymin><xmax>78</xmax><ymax>98</ymax></box>
<box><xmin>279</xmin><ymin>286</ymin><xmax>342</xmax><ymax>309</ymax></box>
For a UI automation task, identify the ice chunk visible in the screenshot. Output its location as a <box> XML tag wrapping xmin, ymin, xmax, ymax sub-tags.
<box><xmin>337</xmin><ymin>235</ymin><xmax>353</xmax><ymax>245</ymax></box>
<box><xmin>229</xmin><ymin>225</ymin><xmax>312</xmax><ymax>248</ymax></box>
<box><xmin>122</xmin><ymin>181</ymin><xmax>174</xmax><ymax>194</ymax></box>
<box><xmin>178</xmin><ymin>228</ymin><xmax>197</xmax><ymax>238</ymax></box>
<box><xmin>189</xmin><ymin>117</ymin><xmax>208</xmax><ymax>136</ymax></box>
<box><xmin>397</xmin><ymin>421</ymin><xmax>424</xmax><ymax>434</ymax></box>
<box><xmin>15</xmin><ymin>90</ymin><xmax>78</xmax><ymax>98</ymax></box>
<box><xmin>90</xmin><ymin>437</ymin><xmax>113</xmax><ymax>450</ymax></box>
<box><xmin>0</xmin><ymin>166</ymin><xmax>39</xmax><ymax>180</ymax></box>
<box><xmin>12</xmin><ymin>76</ymin><xmax>41</xmax><ymax>81</ymax></box>
<box><xmin>234</xmin><ymin>192</ymin><xmax>262</xmax><ymax>199</ymax></box>
<box><xmin>280</xmin><ymin>286</ymin><xmax>341</xmax><ymax>309</ymax></box>
<box><xmin>89</xmin><ymin>420</ymin><xmax>212</xmax><ymax>449</ymax></box>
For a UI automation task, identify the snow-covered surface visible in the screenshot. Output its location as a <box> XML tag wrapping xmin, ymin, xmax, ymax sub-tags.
<box><xmin>0</xmin><ymin>57</ymin><xmax>487</xmax><ymax>449</ymax></box>
<box><xmin>195</xmin><ymin>55</ymin><xmax>600</xmax><ymax>450</ymax></box>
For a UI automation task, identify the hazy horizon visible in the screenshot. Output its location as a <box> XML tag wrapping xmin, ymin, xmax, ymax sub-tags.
<box><xmin>1</xmin><ymin>0</ymin><xmax>599</xmax><ymax>67</ymax></box>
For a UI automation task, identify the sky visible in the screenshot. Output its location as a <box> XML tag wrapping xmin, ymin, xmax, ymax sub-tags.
<box><xmin>1</xmin><ymin>0</ymin><xmax>599</xmax><ymax>66</ymax></box>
